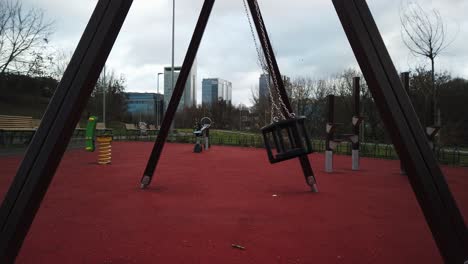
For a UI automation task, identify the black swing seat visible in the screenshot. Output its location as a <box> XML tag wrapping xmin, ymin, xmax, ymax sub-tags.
<box><xmin>274</xmin><ymin>147</ymin><xmax>307</xmax><ymax>160</ymax></box>
<box><xmin>261</xmin><ymin>116</ymin><xmax>313</xmax><ymax>164</ymax></box>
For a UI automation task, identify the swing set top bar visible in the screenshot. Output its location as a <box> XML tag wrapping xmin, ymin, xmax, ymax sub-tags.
<box><xmin>0</xmin><ymin>0</ymin><xmax>466</xmax><ymax>263</ymax></box>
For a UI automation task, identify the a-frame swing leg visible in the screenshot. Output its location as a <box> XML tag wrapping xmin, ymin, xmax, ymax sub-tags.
<box><xmin>140</xmin><ymin>0</ymin><xmax>215</xmax><ymax>189</ymax></box>
<box><xmin>246</xmin><ymin>0</ymin><xmax>318</xmax><ymax>192</ymax></box>
<box><xmin>0</xmin><ymin>1</ymin><xmax>133</xmax><ymax>262</ymax></box>
<box><xmin>333</xmin><ymin>0</ymin><xmax>468</xmax><ymax>262</ymax></box>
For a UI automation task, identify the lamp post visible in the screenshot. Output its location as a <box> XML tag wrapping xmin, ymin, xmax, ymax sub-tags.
<box><xmin>171</xmin><ymin>0</ymin><xmax>175</xmax><ymax>98</ymax></box>
<box><xmin>102</xmin><ymin>67</ymin><xmax>106</xmax><ymax>128</ymax></box>
<box><xmin>170</xmin><ymin>0</ymin><xmax>175</xmax><ymax>131</ymax></box>
<box><xmin>157</xmin><ymin>72</ymin><xmax>163</xmax><ymax>127</ymax></box>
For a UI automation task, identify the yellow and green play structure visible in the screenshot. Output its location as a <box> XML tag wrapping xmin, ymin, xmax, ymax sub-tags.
<box><xmin>85</xmin><ymin>116</ymin><xmax>98</xmax><ymax>152</ymax></box>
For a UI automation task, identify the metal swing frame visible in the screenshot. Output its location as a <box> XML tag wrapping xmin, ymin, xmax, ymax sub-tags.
<box><xmin>0</xmin><ymin>0</ymin><xmax>466</xmax><ymax>263</ymax></box>
<box><xmin>324</xmin><ymin>77</ymin><xmax>363</xmax><ymax>172</ymax></box>
<box><xmin>138</xmin><ymin>0</ymin><xmax>318</xmax><ymax>191</ymax></box>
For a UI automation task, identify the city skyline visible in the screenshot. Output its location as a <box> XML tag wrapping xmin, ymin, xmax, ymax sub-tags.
<box><xmin>20</xmin><ymin>0</ymin><xmax>468</xmax><ymax>107</ymax></box>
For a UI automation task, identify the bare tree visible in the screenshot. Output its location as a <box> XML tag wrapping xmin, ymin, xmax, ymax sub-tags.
<box><xmin>400</xmin><ymin>1</ymin><xmax>455</xmax><ymax>125</ymax></box>
<box><xmin>0</xmin><ymin>0</ymin><xmax>53</xmax><ymax>75</ymax></box>
<box><xmin>49</xmin><ymin>49</ymin><xmax>73</xmax><ymax>81</ymax></box>
<box><xmin>290</xmin><ymin>77</ymin><xmax>314</xmax><ymax>116</ymax></box>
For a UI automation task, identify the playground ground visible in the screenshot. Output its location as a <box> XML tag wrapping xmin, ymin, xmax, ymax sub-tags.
<box><xmin>0</xmin><ymin>142</ymin><xmax>467</xmax><ymax>264</ymax></box>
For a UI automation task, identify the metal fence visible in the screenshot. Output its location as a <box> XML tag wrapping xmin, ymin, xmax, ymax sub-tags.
<box><xmin>1</xmin><ymin>130</ymin><xmax>467</xmax><ymax>167</ymax></box>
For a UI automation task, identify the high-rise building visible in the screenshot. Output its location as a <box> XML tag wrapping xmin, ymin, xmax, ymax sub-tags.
<box><xmin>259</xmin><ymin>73</ymin><xmax>270</xmax><ymax>104</ymax></box>
<box><xmin>202</xmin><ymin>78</ymin><xmax>232</xmax><ymax>106</ymax></box>
<box><xmin>125</xmin><ymin>92</ymin><xmax>164</xmax><ymax>124</ymax></box>
<box><xmin>163</xmin><ymin>60</ymin><xmax>197</xmax><ymax>112</ymax></box>
<box><xmin>259</xmin><ymin>73</ymin><xmax>292</xmax><ymax>103</ymax></box>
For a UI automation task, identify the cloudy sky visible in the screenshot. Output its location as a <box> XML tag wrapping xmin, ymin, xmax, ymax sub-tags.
<box><xmin>24</xmin><ymin>0</ymin><xmax>468</xmax><ymax>106</ymax></box>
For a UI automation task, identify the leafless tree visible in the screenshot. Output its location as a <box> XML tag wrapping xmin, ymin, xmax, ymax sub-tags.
<box><xmin>0</xmin><ymin>0</ymin><xmax>53</xmax><ymax>75</ymax></box>
<box><xmin>290</xmin><ymin>77</ymin><xmax>314</xmax><ymax>116</ymax></box>
<box><xmin>400</xmin><ymin>1</ymin><xmax>455</xmax><ymax>125</ymax></box>
<box><xmin>49</xmin><ymin>49</ymin><xmax>73</xmax><ymax>81</ymax></box>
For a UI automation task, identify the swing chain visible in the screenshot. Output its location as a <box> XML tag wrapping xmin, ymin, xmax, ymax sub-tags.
<box><xmin>251</xmin><ymin>0</ymin><xmax>295</xmax><ymax>120</ymax></box>
<box><xmin>242</xmin><ymin>0</ymin><xmax>283</xmax><ymax>122</ymax></box>
<box><xmin>242</xmin><ymin>0</ymin><xmax>295</xmax><ymax>122</ymax></box>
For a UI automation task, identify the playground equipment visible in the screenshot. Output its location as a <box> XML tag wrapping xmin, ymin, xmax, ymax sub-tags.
<box><xmin>138</xmin><ymin>0</ymin><xmax>319</xmax><ymax>192</ymax></box>
<box><xmin>96</xmin><ymin>135</ymin><xmax>112</xmax><ymax>165</ymax></box>
<box><xmin>242</xmin><ymin>0</ymin><xmax>316</xmax><ymax>190</ymax></box>
<box><xmin>242</xmin><ymin>0</ymin><xmax>313</xmax><ymax>163</ymax></box>
<box><xmin>84</xmin><ymin>115</ymin><xmax>112</xmax><ymax>164</ymax></box>
<box><xmin>1</xmin><ymin>1</ymin><xmax>466</xmax><ymax>263</ymax></box>
<box><xmin>138</xmin><ymin>121</ymin><xmax>148</xmax><ymax>136</ymax></box>
<box><xmin>325</xmin><ymin>77</ymin><xmax>363</xmax><ymax>173</ymax></box>
<box><xmin>85</xmin><ymin>116</ymin><xmax>98</xmax><ymax>152</ymax></box>
<box><xmin>399</xmin><ymin>72</ymin><xmax>441</xmax><ymax>175</ymax></box>
<box><xmin>262</xmin><ymin>117</ymin><xmax>312</xmax><ymax>164</ymax></box>
<box><xmin>193</xmin><ymin>117</ymin><xmax>212</xmax><ymax>153</ymax></box>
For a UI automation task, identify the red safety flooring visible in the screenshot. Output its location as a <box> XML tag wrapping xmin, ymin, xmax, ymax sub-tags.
<box><xmin>0</xmin><ymin>142</ymin><xmax>467</xmax><ymax>264</ymax></box>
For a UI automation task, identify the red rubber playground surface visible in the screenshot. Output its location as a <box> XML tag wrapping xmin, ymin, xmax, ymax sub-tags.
<box><xmin>1</xmin><ymin>142</ymin><xmax>467</xmax><ymax>263</ymax></box>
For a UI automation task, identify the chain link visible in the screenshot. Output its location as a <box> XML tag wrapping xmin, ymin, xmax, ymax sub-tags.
<box><xmin>242</xmin><ymin>0</ymin><xmax>296</xmax><ymax>122</ymax></box>
<box><xmin>242</xmin><ymin>0</ymin><xmax>282</xmax><ymax>122</ymax></box>
<box><xmin>252</xmin><ymin>0</ymin><xmax>295</xmax><ymax>119</ymax></box>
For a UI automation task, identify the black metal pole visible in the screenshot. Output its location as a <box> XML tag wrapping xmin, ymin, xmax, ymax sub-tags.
<box><xmin>352</xmin><ymin>77</ymin><xmax>360</xmax><ymax>150</ymax></box>
<box><xmin>326</xmin><ymin>94</ymin><xmax>335</xmax><ymax>151</ymax></box>
<box><xmin>332</xmin><ymin>0</ymin><xmax>467</xmax><ymax>262</ymax></box>
<box><xmin>140</xmin><ymin>0</ymin><xmax>215</xmax><ymax>188</ymax></box>
<box><xmin>0</xmin><ymin>1</ymin><xmax>132</xmax><ymax>262</ymax></box>
<box><xmin>246</xmin><ymin>0</ymin><xmax>318</xmax><ymax>191</ymax></box>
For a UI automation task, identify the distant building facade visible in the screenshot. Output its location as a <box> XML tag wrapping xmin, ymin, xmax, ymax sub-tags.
<box><xmin>259</xmin><ymin>73</ymin><xmax>292</xmax><ymax>103</ymax></box>
<box><xmin>202</xmin><ymin>78</ymin><xmax>232</xmax><ymax>106</ymax></box>
<box><xmin>164</xmin><ymin>60</ymin><xmax>197</xmax><ymax>112</ymax></box>
<box><xmin>125</xmin><ymin>92</ymin><xmax>164</xmax><ymax>124</ymax></box>
<box><xmin>259</xmin><ymin>73</ymin><xmax>270</xmax><ymax>103</ymax></box>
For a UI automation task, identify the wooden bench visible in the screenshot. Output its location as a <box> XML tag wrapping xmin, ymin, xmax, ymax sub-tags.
<box><xmin>0</xmin><ymin>115</ymin><xmax>36</xmax><ymax>130</ymax></box>
<box><xmin>96</xmin><ymin>122</ymin><xmax>112</xmax><ymax>135</ymax></box>
<box><xmin>0</xmin><ymin>115</ymin><xmax>37</xmax><ymax>145</ymax></box>
<box><xmin>124</xmin><ymin>123</ymin><xmax>140</xmax><ymax>139</ymax></box>
<box><xmin>148</xmin><ymin>124</ymin><xmax>159</xmax><ymax>135</ymax></box>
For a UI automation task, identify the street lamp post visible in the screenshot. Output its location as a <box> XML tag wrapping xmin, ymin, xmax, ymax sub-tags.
<box><xmin>103</xmin><ymin>86</ymin><xmax>106</xmax><ymax>128</ymax></box>
<box><xmin>157</xmin><ymin>72</ymin><xmax>163</xmax><ymax>127</ymax></box>
<box><xmin>171</xmin><ymin>0</ymin><xmax>175</xmax><ymax>99</ymax></box>
<box><xmin>102</xmin><ymin>67</ymin><xmax>106</xmax><ymax>128</ymax></box>
<box><xmin>170</xmin><ymin>0</ymin><xmax>175</xmax><ymax>131</ymax></box>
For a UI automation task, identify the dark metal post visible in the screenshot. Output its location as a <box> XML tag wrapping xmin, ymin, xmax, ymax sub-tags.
<box><xmin>351</xmin><ymin>77</ymin><xmax>361</xmax><ymax>170</ymax></box>
<box><xmin>140</xmin><ymin>0</ymin><xmax>215</xmax><ymax>188</ymax></box>
<box><xmin>332</xmin><ymin>0</ymin><xmax>468</xmax><ymax>262</ymax></box>
<box><xmin>352</xmin><ymin>77</ymin><xmax>360</xmax><ymax>150</ymax></box>
<box><xmin>246</xmin><ymin>0</ymin><xmax>318</xmax><ymax>191</ymax></box>
<box><xmin>0</xmin><ymin>1</ymin><xmax>133</xmax><ymax>262</ymax></box>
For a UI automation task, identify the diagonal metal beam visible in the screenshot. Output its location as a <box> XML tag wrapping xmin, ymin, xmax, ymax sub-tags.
<box><xmin>140</xmin><ymin>0</ymin><xmax>215</xmax><ymax>188</ymax></box>
<box><xmin>0</xmin><ymin>0</ymin><xmax>132</xmax><ymax>262</ymax></box>
<box><xmin>332</xmin><ymin>0</ymin><xmax>468</xmax><ymax>262</ymax></box>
